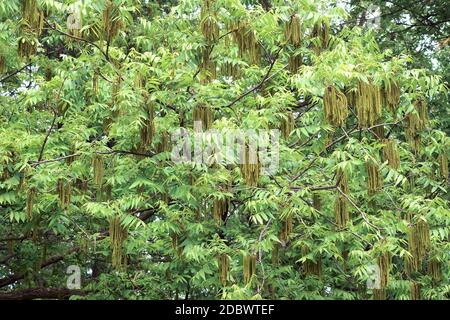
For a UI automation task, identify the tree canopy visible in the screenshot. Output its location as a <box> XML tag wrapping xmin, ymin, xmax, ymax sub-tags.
<box><xmin>0</xmin><ymin>0</ymin><xmax>449</xmax><ymax>300</ymax></box>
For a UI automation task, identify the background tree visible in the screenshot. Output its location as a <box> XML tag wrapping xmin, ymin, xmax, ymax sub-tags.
<box><xmin>0</xmin><ymin>0</ymin><xmax>448</xmax><ymax>300</ymax></box>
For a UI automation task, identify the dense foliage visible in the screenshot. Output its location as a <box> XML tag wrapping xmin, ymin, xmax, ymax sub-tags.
<box><xmin>0</xmin><ymin>0</ymin><xmax>449</xmax><ymax>300</ymax></box>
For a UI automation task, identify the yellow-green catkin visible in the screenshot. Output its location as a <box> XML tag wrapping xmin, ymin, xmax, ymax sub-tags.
<box><xmin>243</xmin><ymin>253</ymin><xmax>256</xmax><ymax>284</ymax></box>
<box><xmin>220</xmin><ymin>60</ymin><xmax>241</xmax><ymax>78</ymax></box>
<box><xmin>383</xmin><ymin>80</ymin><xmax>400</xmax><ymax>112</ymax></box>
<box><xmin>92</xmin><ymin>154</ymin><xmax>104</xmax><ymax>188</ymax></box>
<box><xmin>232</xmin><ymin>21</ymin><xmax>261</xmax><ymax>65</ymax></box>
<box><xmin>140</xmin><ymin>102</ymin><xmax>155</xmax><ymax>150</ymax></box>
<box><xmin>199</xmin><ymin>1</ymin><xmax>219</xmax><ymax>84</ymax></box>
<box><xmin>213</xmin><ymin>196</ymin><xmax>230</xmax><ymax>226</ymax></box>
<box><xmin>410</xmin><ymin>281</ymin><xmax>420</xmax><ymax>300</ymax></box>
<box><xmin>366</xmin><ymin>158</ymin><xmax>383</xmax><ymax>195</ymax></box>
<box><xmin>170</xmin><ymin>231</ymin><xmax>183</xmax><ymax>257</ymax></box>
<box><xmin>334</xmin><ymin>168</ymin><xmax>349</xmax><ymax>228</ymax></box>
<box><xmin>218</xmin><ymin>253</ymin><xmax>229</xmax><ymax>286</ymax></box>
<box><xmin>57</xmin><ymin>178</ymin><xmax>71</xmax><ymax>208</ymax></box>
<box><xmin>109</xmin><ymin>215</ymin><xmax>127</xmax><ymax>269</ymax></box>
<box><xmin>103</xmin><ymin>0</ymin><xmax>123</xmax><ymax>42</ymax></box>
<box><xmin>378</xmin><ymin>252</ymin><xmax>391</xmax><ymax>288</ymax></box>
<box><xmin>406</xmin><ymin>219</ymin><xmax>431</xmax><ymax>275</ymax></box>
<box><xmin>285</xmin><ymin>14</ymin><xmax>302</xmax><ymax>47</ymax></box>
<box><xmin>405</xmin><ymin>98</ymin><xmax>428</xmax><ymax>152</ymax></box>
<box><xmin>239</xmin><ymin>144</ymin><xmax>261</xmax><ymax>187</ymax></box>
<box><xmin>272</xmin><ymin>243</ymin><xmax>280</xmax><ymax>266</ymax></box>
<box><xmin>18</xmin><ymin>0</ymin><xmax>43</xmax><ymax>58</ymax></box>
<box><xmin>0</xmin><ymin>55</ymin><xmax>6</xmax><ymax>74</ymax></box>
<box><xmin>355</xmin><ymin>81</ymin><xmax>382</xmax><ymax>128</ymax></box>
<box><xmin>92</xmin><ymin>72</ymin><xmax>99</xmax><ymax>97</ymax></box>
<box><xmin>382</xmin><ymin>139</ymin><xmax>400</xmax><ymax>170</ymax></box>
<box><xmin>280</xmin><ymin>112</ymin><xmax>295</xmax><ymax>139</ymax></box>
<box><xmin>437</xmin><ymin>153</ymin><xmax>448</xmax><ymax>178</ymax></box>
<box><xmin>156</xmin><ymin>131</ymin><xmax>170</xmax><ymax>154</ymax></box>
<box><xmin>311</xmin><ymin>20</ymin><xmax>329</xmax><ymax>55</ymax></box>
<box><xmin>279</xmin><ymin>216</ymin><xmax>293</xmax><ymax>243</ymax></box>
<box><xmin>301</xmin><ymin>245</ymin><xmax>322</xmax><ymax>277</ymax></box>
<box><xmin>200</xmin><ymin>0</ymin><xmax>219</xmax><ymax>45</ymax></box>
<box><xmin>323</xmin><ymin>85</ymin><xmax>348</xmax><ymax>127</ymax></box>
<box><xmin>373</xmin><ymin>288</ymin><xmax>386</xmax><ymax>300</ymax></box>
<box><xmin>285</xmin><ymin>14</ymin><xmax>302</xmax><ymax>73</ymax></box>
<box><xmin>193</xmin><ymin>103</ymin><xmax>214</xmax><ymax>132</ymax></box>
<box><xmin>427</xmin><ymin>258</ymin><xmax>442</xmax><ymax>281</ymax></box>
<box><xmin>26</xmin><ymin>187</ymin><xmax>35</xmax><ymax>220</ymax></box>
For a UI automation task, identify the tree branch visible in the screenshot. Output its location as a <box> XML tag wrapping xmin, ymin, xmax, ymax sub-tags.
<box><xmin>0</xmin><ymin>288</ymin><xmax>85</xmax><ymax>300</ymax></box>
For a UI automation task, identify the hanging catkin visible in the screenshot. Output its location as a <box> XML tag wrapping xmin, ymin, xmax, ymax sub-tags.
<box><xmin>156</xmin><ymin>131</ymin><xmax>170</xmax><ymax>153</ymax></box>
<box><xmin>280</xmin><ymin>112</ymin><xmax>294</xmax><ymax>139</ymax></box>
<box><xmin>92</xmin><ymin>72</ymin><xmax>99</xmax><ymax>97</ymax></box>
<box><xmin>170</xmin><ymin>232</ymin><xmax>182</xmax><ymax>256</ymax></box>
<box><xmin>373</xmin><ymin>288</ymin><xmax>386</xmax><ymax>300</ymax></box>
<box><xmin>288</xmin><ymin>54</ymin><xmax>302</xmax><ymax>73</ymax></box>
<box><xmin>285</xmin><ymin>14</ymin><xmax>302</xmax><ymax>73</ymax></box>
<box><xmin>21</xmin><ymin>0</ymin><xmax>44</xmax><ymax>35</ymax></box>
<box><xmin>140</xmin><ymin>102</ymin><xmax>155</xmax><ymax>148</ymax></box>
<box><xmin>218</xmin><ymin>254</ymin><xmax>229</xmax><ymax>286</ymax></box>
<box><xmin>193</xmin><ymin>103</ymin><xmax>213</xmax><ymax>132</ymax></box>
<box><xmin>414</xmin><ymin>98</ymin><xmax>429</xmax><ymax>128</ymax></box>
<box><xmin>232</xmin><ymin>21</ymin><xmax>261</xmax><ymax>65</ymax></box>
<box><xmin>383</xmin><ymin>80</ymin><xmax>400</xmax><ymax>112</ymax></box>
<box><xmin>243</xmin><ymin>253</ymin><xmax>256</xmax><ymax>284</ymax></box>
<box><xmin>301</xmin><ymin>245</ymin><xmax>322</xmax><ymax>277</ymax></box>
<box><xmin>272</xmin><ymin>243</ymin><xmax>279</xmax><ymax>266</ymax></box>
<box><xmin>200</xmin><ymin>0</ymin><xmax>219</xmax><ymax>45</ymax></box>
<box><xmin>427</xmin><ymin>258</ymin><xmax>442</xmax><ymax>281</ymax></box>
<box><xmin>405</xmin><ymin>98</ymin><xmax>428</xmax><ymax>152</ymax></box>
<box><xmin>0</xmin><ymin>55</ymin><xmax>5</xmax><ymax>74</ymax></box>
<box><xmin>109</xmin><ymin>215</ymin><xmax>127</xmax><ymax>269</ymax></box>
<box><xmin>103</xmin><ymin>0</ymin><xmax>123</xmax><ymax>42</ymax></box>
<box><xmin>410</xmin><ymin>281</ymin><xmax>420</xmax><ymax>300</ymax></box>
<box><xmin>279</xmin><ymin>216</ymin><xmax>293</xmax><ymax>243</ymax></box>
<box><xmin>220</xmin><ymin>60</ymin><xmax>240</xmax><ymax>78</ymax></box>
<box><xmin>406</xmin><ymin>219</ymin><xmax>431</xmax><ymax>274</ymax></box>
<box><xmin>239</xmin><ymin>143</ymin><xmax>261</xmax><ymax>187</ymax></box>
<box><xmin>366</xmin><ymin>158</ymin><xmax>383</xmax><ymax>195</ymax></box>
<box><xmin>26</xmin><ymin>187</ymin><xmax>35</xmax><ymax>220</ymax></box>
<box><xmin>323</xmin><ymin>85</ymin><xmax>348</xmax><ymax>127</ymax></box>
<box><xmin>57</xmin><ymin>178</ymin><xmax>71</xmax><ymax>208</ymax></box>
<box><xmin>311</xmin><ymin>20</ymin><xmax>329</xmax><ymax>54</ymax></box>
<box><xmin>377</xmin><ymin>252</ymin><xmax>391</xmax><ymax>288</ymax></box>
<box><xmin>437</xmin><ymin>153</ymin><xmax>448</xmax><ymax>178</ymax></box>
<box><xmin>382</xmin><ymin>139</ymin><xmax>400</xmax><ymax>170</ymax></box>
<box><xmin>334</xmin><ymin>168</ymin><xmax>349</xmax><ymax>228</ymax></box>
<box><xmin>213</xmin><ymin>197</ymin><xmax>229</xmax><ymax>226</ymax></box>
<box><xmin>18</xmin><ymin>35</ymin><xmax>38</xmax><ymax>59</ymax></box>
<box><xmin>285</xmin><ymin>14</ymin><xmax>302</xmax><ymax>46</ymax></box>
<box><xmin>355</xmin><ymin>81</ymin><xmax>382</xmax><ymax>128</ymax></box>
<box><xmin>92</xmin><ymin>154</ymin><xmax>104</xmax><ymax>188</ymax></box>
